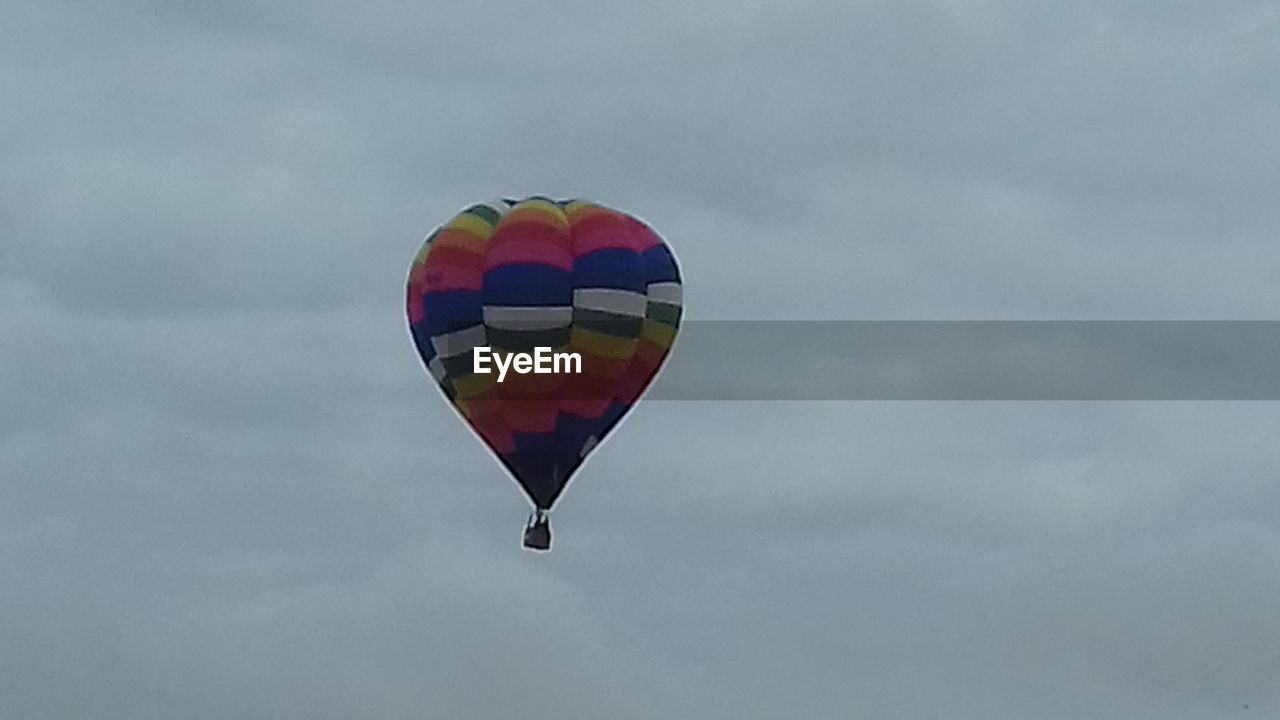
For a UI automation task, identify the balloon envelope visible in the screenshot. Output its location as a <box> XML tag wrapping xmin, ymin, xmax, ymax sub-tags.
<box><xmin>406</xmin><ymin>197</ymin><xmax>683</xmax><ymax>526</ymax></box>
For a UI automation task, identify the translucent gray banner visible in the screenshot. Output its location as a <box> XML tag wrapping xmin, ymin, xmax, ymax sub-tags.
<box><xmin>645</xmin><ymin>322</ymin><xmax>1280</xmax><ymax>400</ymax></box>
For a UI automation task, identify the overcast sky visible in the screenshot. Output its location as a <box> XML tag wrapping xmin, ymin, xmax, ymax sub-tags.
<box><xmin>4</xmin><ymin>1</ymin><xmax>1280</xmax><ymax>718</ymax></box>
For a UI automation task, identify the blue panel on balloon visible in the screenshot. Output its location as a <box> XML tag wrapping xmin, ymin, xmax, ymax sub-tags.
<box><xmin>421</xmin><ymin>290</ymin><xmax>482</xmax><ymax>335</ymax></box>
<box><xmin>573</xmin><ymin>249</ymin><xmax>644</xmax><ymax>292</ymax></box>
<box><xmin>642</xmin><ymin>245</ymin><xmax>681</xmax><ymax>284</ymax></box>
<box><xmin>483</xmin><ymin>264</ymin><xmax>573</xmax><ymax>306</ymax></box>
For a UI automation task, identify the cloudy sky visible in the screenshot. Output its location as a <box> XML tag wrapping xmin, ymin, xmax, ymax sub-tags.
<box><xmin>4</xmin><ymin>1</ymin><xmax>1280</xmax><ymax>718</ymax></box>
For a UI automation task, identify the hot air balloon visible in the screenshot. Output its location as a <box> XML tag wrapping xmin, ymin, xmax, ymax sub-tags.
<box><xmin>406</xmin><ymin>197</ymin><xmax>683</xmax><ymax>551</ymax></box>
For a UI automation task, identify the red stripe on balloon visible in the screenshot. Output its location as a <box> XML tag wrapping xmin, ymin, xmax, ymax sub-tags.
<box><xmin>625</xmin><ymin>216</ymin><xmax>661</xmax><ymax>251</ymax></box>
<box><xmin>569</xmin><ymin>212</ymin><xmax>647</xmax><ymax>256</ymax></box>
<box><xmin>614</xmin><ymin>342</ymin><xmax>666</xmax><ymax>404</ymax></box>
<box><xmin>558</xmin><ymin>372</ymin><xmax>614</xmax><ymax>420</ymax></box>
<box><xmin>486</xmin><ymin>222</ymin><xmax>573</xmax><ymax>270</ymax></box>
<box><xmin>501</xmin><ymin>399</ymin><xmax>559</xmax><ymax>434</ymax></box>
<box><xmin>468</xmin><ymin>407</ymin><xmax>516</xmax><ymax>455</ymax></box>
<box><xmin>422</xmin><ymin>246</ymin><xmax>484</xmax><ymax>292</ymax></box>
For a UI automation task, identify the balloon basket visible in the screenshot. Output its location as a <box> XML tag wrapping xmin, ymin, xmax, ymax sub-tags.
<box><xmin>523</xmin><ymin>511</ymin><xmax>552</xmax><ymax>552</ymax></box>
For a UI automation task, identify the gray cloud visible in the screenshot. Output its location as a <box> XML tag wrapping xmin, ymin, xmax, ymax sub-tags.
<box><xmin>5</xmin><ymin>0</ymin><xmax>1280</xmax><ymax>718</ymax></box>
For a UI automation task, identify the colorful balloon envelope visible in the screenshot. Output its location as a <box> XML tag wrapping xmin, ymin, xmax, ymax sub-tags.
<box><xmin>406</xmin><ymin>197</ymin><xmax>683</xmax><ymax>551</ymax></box>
